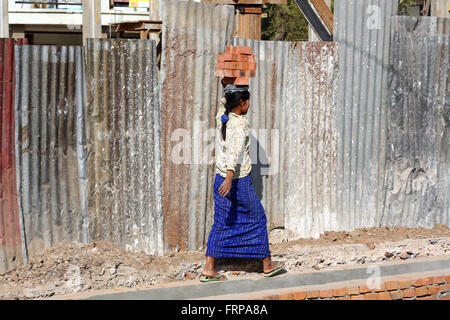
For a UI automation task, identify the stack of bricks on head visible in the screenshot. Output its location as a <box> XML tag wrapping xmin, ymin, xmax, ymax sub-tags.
<box><xmin>216</xmin><ymin>46</ymin><xmax>257</xmax><ymax>86</ymax></box>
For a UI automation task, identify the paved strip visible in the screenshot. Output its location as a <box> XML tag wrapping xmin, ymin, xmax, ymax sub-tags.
<box><xmin>81</xmin><ymin>256</ymin><xmax>450</xmax><ymax>300</ymax></box>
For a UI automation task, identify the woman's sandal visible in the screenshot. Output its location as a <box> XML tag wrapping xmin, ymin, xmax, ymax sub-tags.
<box><xmin>200</xmin><ymin>273</ymin><xmax>228</xmax><ymax>283</ymax></box>
<box><xmin>264</xmin><ymin>261</ymin><xmax>285</xmax><ymax>278</ymax></box>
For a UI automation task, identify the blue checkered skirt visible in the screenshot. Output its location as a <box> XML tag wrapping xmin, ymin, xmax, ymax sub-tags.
<box><xmin>205</xmin><ymin>173</ymin><xmax>271</xmax><ymax>258</ymax></box>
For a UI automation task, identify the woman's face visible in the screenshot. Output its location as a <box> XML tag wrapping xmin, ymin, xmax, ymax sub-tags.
<box><xmin>240</xmin><ymin>99</ymin><xmax>250</xmax><ymax>115</ymax></box>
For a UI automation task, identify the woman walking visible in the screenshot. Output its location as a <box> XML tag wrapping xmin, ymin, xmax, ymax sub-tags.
<box><xmin>200</xmin><ymin>82</ymin><xmax>285</xmax><ymax>282</ymax></box>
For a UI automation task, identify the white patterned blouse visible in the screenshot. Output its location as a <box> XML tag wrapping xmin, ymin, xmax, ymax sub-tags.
<box><xmin>215</xmin><ymin>98</ymin><xmax>252</xmax><ymax>179</ymax></box>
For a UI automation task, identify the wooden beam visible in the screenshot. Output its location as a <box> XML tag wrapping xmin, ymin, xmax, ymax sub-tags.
<box><xmin>310</xmin><ymin>0</ymin><xmax>333</xmax><ymax>35</ymax></box>
<box><xmin>294</xmin><ymin>0</ymin><xmax>332</xmax><ymax>41</ymax></box>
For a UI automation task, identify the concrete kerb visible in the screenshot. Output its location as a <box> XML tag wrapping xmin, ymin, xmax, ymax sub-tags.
<box><xmin>60</xmin><ymin>256</ymin><xmax>450</xmax><ymax>300</ymax></box>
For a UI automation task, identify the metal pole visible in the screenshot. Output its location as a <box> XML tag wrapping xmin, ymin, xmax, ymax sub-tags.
<box><xmin>82</xmin><ymin>0</ymin><xmax>102</xmax><ymax>46</ymax></box>
<box><xmin>149</xmin><ymin>0</ymin><xmax>161</xmax><ymax>20</ymax></box>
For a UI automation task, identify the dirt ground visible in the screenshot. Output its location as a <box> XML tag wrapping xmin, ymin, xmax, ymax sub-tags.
<box><xmin>1</xmin><ymin>224</ymin><xmax>450</xmax><ymax>299</ymax></box>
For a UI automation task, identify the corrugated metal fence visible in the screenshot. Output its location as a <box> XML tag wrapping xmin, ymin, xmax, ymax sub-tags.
<box><xmin>85</xmin><ymin>39</ymin><xmax>163</xmax><ymax>255</ymax></box>
<box><xmin>1</xmin><ymin>0</ymin><xmax>449</xmax><ymax>275</ymax></box>
<box><xmin>0</xmin><ymin>38</ymin><xmax>26</xmax><ymax>274</ymax></box>
<box><xmin>232</xmin><ymin>38</ymin><xmax>339</xmax><ymax>239</ymax></box>
<box><xmin>14</xmin><ymin>45</ymin><xmax>89</xmax><ymax>259</ymax></box>
<box><xmin>384</xmin><ymin>16</ymin><xmax>450</xmax><ymax>228</ymax></box>
<box><xmin>334</xmin><ymin>0</ymin><xmax>398</xmax><ymax>231</ymax></box>
<box><xmin>160</xmin><ymin>0</ymin><xmax>235</xmax><ymax>252</ymax></box>
<box><xmin>282</xmin><ymin>41</ymin><xmax>339</xmax><ymax>238</ymax></box>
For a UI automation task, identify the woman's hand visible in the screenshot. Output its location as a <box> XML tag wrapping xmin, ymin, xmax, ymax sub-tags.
<box><xmin>218</xmin><ymin>170</ymin><xmax>234</xmax><ymax>197</ymax></box>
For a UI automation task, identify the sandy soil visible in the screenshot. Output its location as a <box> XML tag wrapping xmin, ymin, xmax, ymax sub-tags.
<box><xmin>1</xmin><ymin>224</ymin><xmax>449</xmax><ymax>299</ymax></box>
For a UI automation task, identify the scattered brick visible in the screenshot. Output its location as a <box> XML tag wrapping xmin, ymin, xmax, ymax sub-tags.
<box><xmin>293</xmin><ymin>291</ymin><xmax>307</xmax><ymax>300</ymax></box>
<box><xmin>320</xmin><ymin>289</ymin><xmax>333</xmax><ymax>298</ymax></box>
<box><xmin>385</xmin><ymin>280</ymin><xmax>400</xmax><ymax>291</ymax></box>
<box><xmin>332</xmin><ymin>288</ymin><xmax>347</xmax><ymax>297</ymax></box>
<box><xmin>402</xmin><ymin>288</ymin><xmax>416</xmax><ymax>298</ymax></box>
<box><xmin>390</xmin><ymin>291</ymin><xmax>403</xmax><ymax>300</ymax></box>
<box><xmin>446</xmin><ymin>275</ymin><xmax>450</xmax><ymax>283</ymax></box>
<box><xmin>351</xmin><ymin>295</ymin><xmax>365</xmax><ymax>300</ymax></box>
<box><xmin>306</xmin><ymin>290</ymin><xmax>320</xmax><ymax>299</ymax></box>
<box><xmin>438</xmin><ymin>295</ymin><xmax>450</xmax><ymax>300</ymax></box>
<box><xmin>415</xmin><ymin>286</ymin><xmax>427</xmax><ymax>297</ymax></box>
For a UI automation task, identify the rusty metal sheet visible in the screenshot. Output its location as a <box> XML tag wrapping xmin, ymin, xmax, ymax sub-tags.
<box><xmin>0</xmin><ymin>38</ymin><xmax>26</xmax><ymax>274</ymax></box>
<box><xmin>234</xmin><ymin>38</ymin><xmax>339</xmax><ymax>239</ymax></box>
<box><xmin>160</xmin><ymin>0</ymin><xmax>235</xmax><ymax>252</ymax></box>
<box><xmin>14</xmin><ymin>45</ymin><xmax>89</xmax><ymax>259</ymax></box>
<box><xmin>85</xmin><ymin>39</ymin><xmax>163</xmax><ymax>255</ymax></box>
<box><xmin>384</xmin><ymin>16</ymin><xmax>450</xmax><ymax>228</ymax></box>
<box><xmin>334</xmin><ymin>0</ymin><xmax>398</xmax><ymax>231</ymax></box>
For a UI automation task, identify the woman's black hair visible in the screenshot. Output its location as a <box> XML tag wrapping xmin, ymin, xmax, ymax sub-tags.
<box><xmin>222</xmin><ymin>90</ymin><xmax>250</xmax><ymax>140</ymax></box>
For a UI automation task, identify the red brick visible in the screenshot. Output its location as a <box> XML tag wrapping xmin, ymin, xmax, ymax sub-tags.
<box><xmin>432</xmin><ymin>275</ymin><xmax>446</xmax><ymax>284</ymax></box>
<box><xmin>438</xmin><ymin>284</ymin><xmax>450</xmax><ymax>294</ymax></box>
<box><xmin>359</xmin><ymin>284</ymin><xmax>372</xmax><ymax>294</ymax></box>
<box><xmin>377</xmin><ymin>292</ymin><xmax>391</xmax><ymax>300</ymax></box>
<box><xmin>350</xmin><ymin>295</ymin><xmax>365</xmax><ymax>300</ymax></box>
<box><xmin>335</xmin><ymin>297</ymin><xmax>351</xmax><ymax>300</ymax></box>
<box><xmin>438</xmin><ymin>295</ymin><xmax>450</xmax><ymax>300</ymax></box>
<box><xmin>347</xmin><ymin>286</ymin><xmax>360</xmax><ymax>296</ymax></box>
<box><xmin>227</xmin><ymin>46</ymin><xmax>253</xmax><ymax>55</ymax></box>
<box><xmin>385</xmin><ymin>280</ymin><xmax>400</xmax><ymax>291</ymax></box>
<box><xmin>415</xmin><ymin>286</ymin><xmax>427</xmax><ymax>297</ymax></box>
<box><xmin>373</xmin><ymin>283</ymin><xmax>386</xmax><ymax>292</ymax></box>
<box><xmin>390</xmin><ymin>291</ymin><xmax>403</xmax><ymax>300</ymax></box>
<box><xmin>279</xmin><ymin>293</ymin><xmax>293</xmax><ymax>300</ymax></box>
<box><xmin>306</xmin><ymin>290</ymin><xmax>320</xmax><ymax>299</ymax></box>
<box><xmin>417</xmin><ymin>296</ymin><xmax>436</xmax><ymax>300</ymax></box>
<box><xmin>427</xmin><ymin>286</ymin><xmax>439</xmax><ymax>295</ymax></box>
<box><xmin>398</xmin><ymin>279</ymin><xmax>413</xmax><ymax>289</ymax></box>
<box><xmin>293</xmin><ymin>291</ymin><xmax>307</xmax><ymax>300</ymax></box>
<box><xmin>446</xmin><ymin>275</ymin><xmax>450</xmax><ymax>283</ymax></box>
<box><xmin>264</xmin><ymin>295</ymin><xmax>279</xmax><ymax>300</ymax></box>
<box><xmin>413</xmin><ymin>277</ymin><xmax>433</xmax><ymax>287</ymax></box>
<box><xmin>332</xmin><ymin>288</ymin><xmax>347</xmax><ymax>297</ymax></box>
<box><xmin>364</xmin><ymin>293</ymin><xmax>378</xmax><ymax>300</ymax></box>
<box><xmin>319</xmin><ymin>289</ymin><xmax>333</xmax><ymax>298</ymax></box>
<box><xmin>402</xmin><ymin>288</ymin><xmax>416</xmax><ymax>298</ymax></box>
